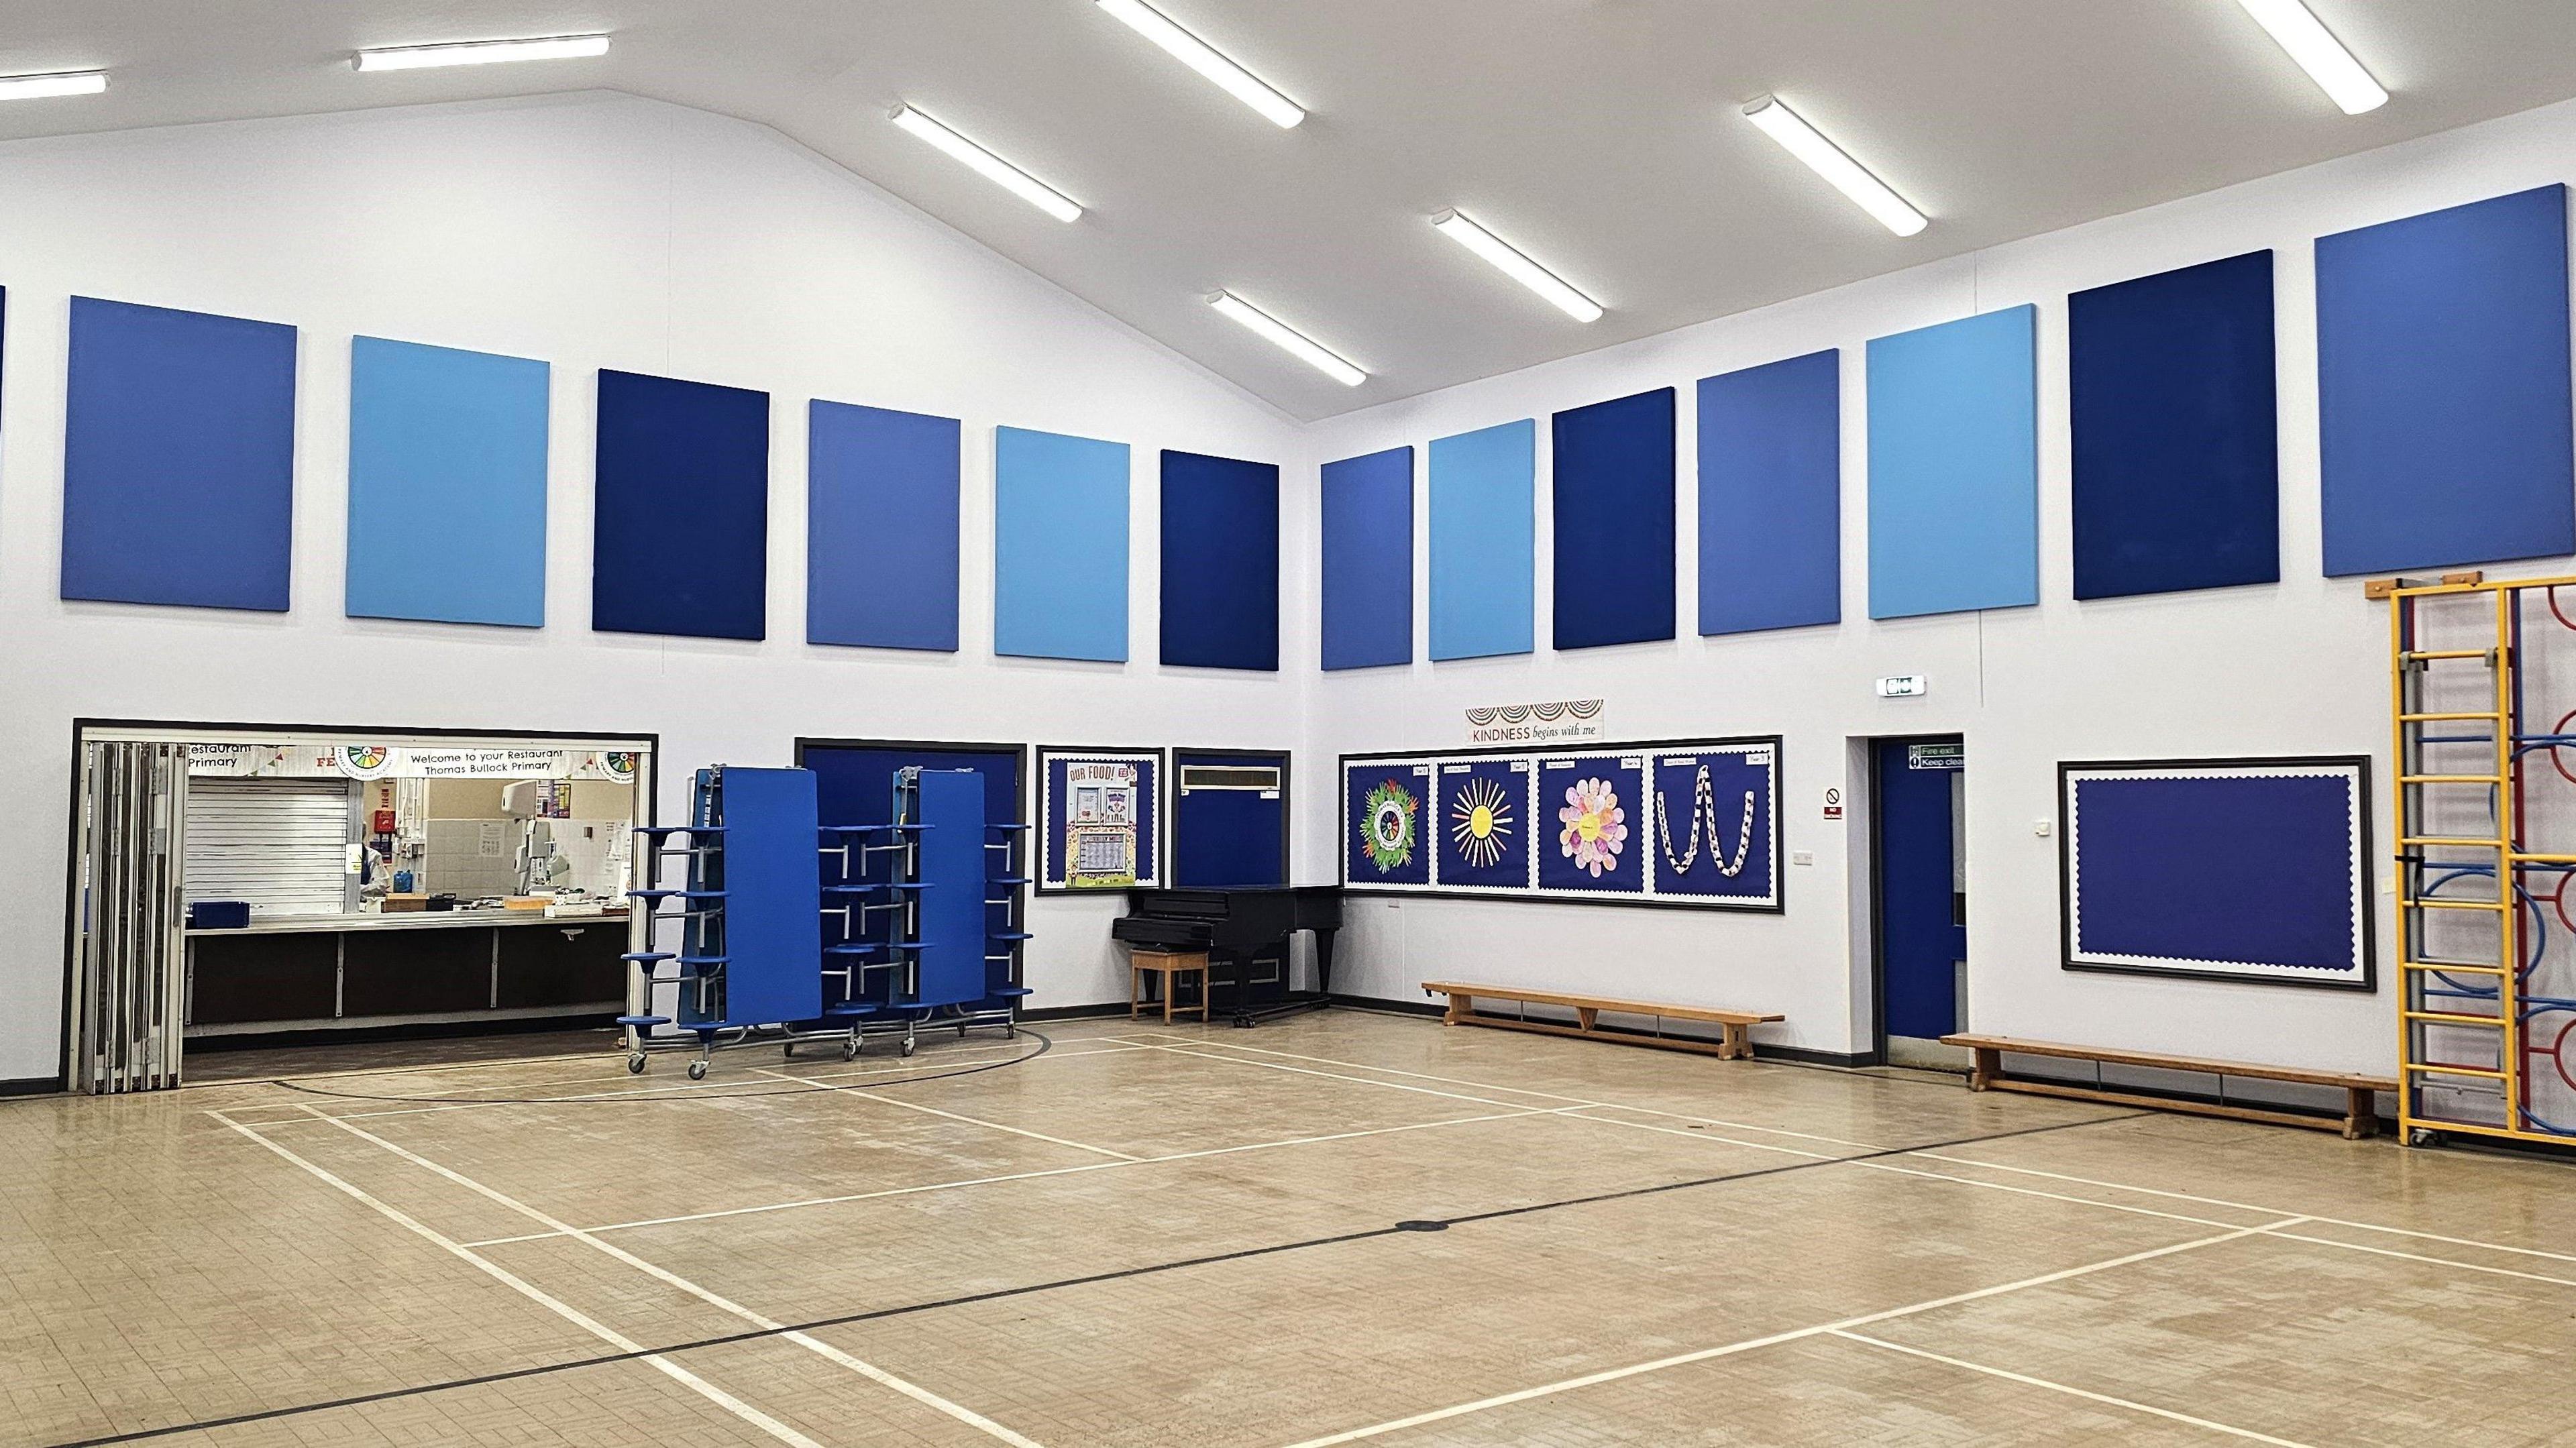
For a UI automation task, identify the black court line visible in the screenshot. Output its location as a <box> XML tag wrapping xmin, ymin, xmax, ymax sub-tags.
<box><xmin>45</xmin><ymin>1109</ymin><xmax>2151</xmax><ymax>1447</ymax></box>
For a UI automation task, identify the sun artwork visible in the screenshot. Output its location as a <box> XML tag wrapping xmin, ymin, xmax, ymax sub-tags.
<box><xmin>1448</xmin><ymin>775</ymin><xmax>1514</xmax><ymax>869</ymax></box>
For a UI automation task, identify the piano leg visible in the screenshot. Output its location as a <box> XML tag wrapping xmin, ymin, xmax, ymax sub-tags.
<box><xmin>1313</xmin><ymin>927</ymin><xmax>1336</xmax><ymax>1000</ymax></box>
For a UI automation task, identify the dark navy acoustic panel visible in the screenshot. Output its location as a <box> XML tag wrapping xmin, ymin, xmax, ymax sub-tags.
<box><xmin>592</xmin><ymin>370</ymin><xmax>770</xmax><ymax>640</ymax></box>
<box><xmin>62</xmin><ymin>297</ymin><xmax>297</xmax><ymax>611</ymax></box>
<box><xmin>1320</xmin><ymin>446</ymin><xmax>1413</xmax><ymax>670</ymax></box>
<box><xmin>2317</xmin><ymin>185</ymin><xmax>2575</xmax><ymax>576</ymax></box>
<box><xmin>1698</xmin><ymin>351</ymin><xmax>1840</xmax><ymax>634</ymax></box>
<box><xmin>2068</xmin><ymin>251</ymin><xmax>2279</xmax><ymax>600</ymax></box>
<box><xmin>1159</xmin><ymin>449</ymin><xmax>1279</xmax><ymax>670</ymax></box>
<box><xmin>808</xmin><ymin>400</ymin><xmax>960</xmax><ymax>651</ymax></box>
<box><xmin>1552</xmin><ymin>388</ymin><xmax>1676</xmax><ymax>649</ymax></box>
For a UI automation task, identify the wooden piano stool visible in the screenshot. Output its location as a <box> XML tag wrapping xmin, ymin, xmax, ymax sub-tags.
<box><xmin>1129</xmin><ymin>950</ymin><xmax>1211</xmax><ymax>1023</ymax></box>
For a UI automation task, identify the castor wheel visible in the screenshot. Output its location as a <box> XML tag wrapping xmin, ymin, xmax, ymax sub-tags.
<box><xmin>841</xmin><ymin>1038</ymin><xmax>860</xmax><ymax>1062</ymax></box>
<box><xmin>900</xmin><ymin>1038</ymin><xmax>918</xmax><ymax>1058</ymax></box>
<box><xmin>2408</xmin><ymin>1127</ymin><xmax>2445</xmax><ymax>1148</ymax></box>
<box><xmin>1004</xmin><ymin>1024</ymin><xmax>1017</xmax><ymax>1040</ymax></box>
<box><xmin>627</xmin><ymin>1053</ymin><xmax>647</xmax><ymax>1074</ymax></box>
<box><xmin>687</xmin><ymin>1060</ymin><xmax>709</xmax><ymax>1081</ymax></box>
<box><xmin>957</xmin><ymin>1025</ymin><xmax>969</xmax><ymax>1038</ymax></box>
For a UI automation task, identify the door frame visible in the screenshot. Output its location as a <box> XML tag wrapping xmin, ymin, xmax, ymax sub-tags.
<box><xmin>1866</xmin><ymin>732</ymin><xmax>1964</xmax><ymax>1067</ymax></box>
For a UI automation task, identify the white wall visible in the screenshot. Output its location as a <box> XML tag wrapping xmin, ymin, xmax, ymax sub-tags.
<box><xmin>1298</xmin><ymin>96</ymin><xmax>2576</xmax><ymax>1074</ymax></box>
<box><xmin>0</xmin><ymin>93</ymin><xmax>1309</xmax><ymax>1082</ymax></box>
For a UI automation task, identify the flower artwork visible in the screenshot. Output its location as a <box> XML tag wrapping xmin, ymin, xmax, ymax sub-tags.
<box><xmin>1448</xmin><ymin>775</ymin><xmax>1514</xmax><ymax>869</ymax></box>
<box><xmin>1556</xmin><ymin>776</ymin><xmax>1627</xmax><ymax>877</ymax></box>
<box><xmin>1362</xmin><ymin>779</ymin><xmax>1419</xmax><ymax>873</ymax></box>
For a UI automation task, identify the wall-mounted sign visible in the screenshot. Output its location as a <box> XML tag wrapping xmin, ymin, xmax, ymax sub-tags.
<box><xmin>1876</xmin><ymin>675</ymin><xmax>1928</xmax><ymax>698</ymax></box>
<box><xmin>1908</xmin><ymin>742</ymin><xmax>1964</xmax><ymax>771</ymax></box>
<box><xmin>1464</xmin><ymin>698</ymin><xmax>1605</xmax><ymax>744</ymax></box>
<box><xmin>1823</xmin><ymin>785</ymin><xmax>1844</xmax><ymax>820</ymax></box>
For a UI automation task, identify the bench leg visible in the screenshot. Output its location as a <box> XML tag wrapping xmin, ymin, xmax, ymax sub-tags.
<box><xmin>1130</xmin><ymin>964</ymin><xmax>1142</xmax><ymax>1020</ymax></box>
<box><xmin>2345</xmin><ymin>1087</ymin><xmax>2377</xmax><ymax>1140</ymax></box>
<box><xmin>1721</xmin><ymin>1022</ymin><xmax>1749</xmax><ymax>1060</ymax></box>
<box><xmin>1444</xmin><ymin>992</ymin><xmax>1471</xmax><ymax>1025</ymax></box>
<box><xmin>1968</xmin><ymin>1046</ymin><xmax>2000</xmax><ymax>1091</ymax></box>
<box><xmin>1575</xmin><ymin>1006</ymin><xmax>1597</xmax><ymax>1033</ymax></box>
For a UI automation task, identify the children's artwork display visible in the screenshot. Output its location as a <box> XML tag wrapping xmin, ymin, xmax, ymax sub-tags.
<box><xmin>1342</xmin><ymin>736</ymin><xmax>1780</xmax><ymax>910</ymax></box>
<box><xmin>1038</xmin><ymin>747</ymin><xmax>1163</xmax><ymax>891</ymax></box>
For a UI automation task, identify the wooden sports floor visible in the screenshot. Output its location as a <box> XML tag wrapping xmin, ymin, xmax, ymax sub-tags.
<box><xmin>5</xmin><ymin>1009</ymin><xmax>2573</xmax><ymax>1447</ymax></box>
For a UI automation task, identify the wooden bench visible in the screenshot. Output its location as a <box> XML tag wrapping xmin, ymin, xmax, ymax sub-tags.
<box><xmin>1422</xmin><ymin>981</ymin><xmax>1782</xmax><ymax>1060</ymax></box>
<box><xmin>1943</xmin><ymin>1034</ymin><xmax>2398</xmax><ymax>1140</ymax></box>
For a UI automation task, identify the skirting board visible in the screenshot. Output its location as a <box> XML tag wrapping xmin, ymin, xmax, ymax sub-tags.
<box><xmin>0</xmin><ymin>1076</ymin><xmax>60</xmax><ymax>1098</ymax></box>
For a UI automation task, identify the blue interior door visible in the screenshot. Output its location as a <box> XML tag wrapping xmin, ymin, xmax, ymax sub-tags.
<box><xmin>1173</xmin><ymin>750</ymin><xmax>1288</xmax><ymax>888</ymax></box>
<box><xmin>1876</xmin><ymin>738</ymin><xmax>1964</xmax><ymax>1043</ymax></box>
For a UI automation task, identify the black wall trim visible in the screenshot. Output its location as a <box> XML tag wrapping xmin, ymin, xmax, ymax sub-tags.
<box><xmin>1017</xmin><ymin>1000</ymin><xmax>1135</xmax><ymax>1024</ymax></box>
<box><xmin>0</xmin><ymin>1076</ymin><xmax>60</xmax><ymax>1099</ymax></box>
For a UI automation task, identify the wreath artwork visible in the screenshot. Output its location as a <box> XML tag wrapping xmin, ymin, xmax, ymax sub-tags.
<box><xmin>1361</xmin><ymin>779</ymin><xmax>1419</xmax><ymax>873</ymax></box>
<box><xmin>1448</xmin><ymin>775</ymin><xmax>1515</xmax><ymax>869</ymax></box>
<box><xmin>1556</xmin><ymin>776</ymin><xmax>1628</xmax><ymax>877</ymax></box>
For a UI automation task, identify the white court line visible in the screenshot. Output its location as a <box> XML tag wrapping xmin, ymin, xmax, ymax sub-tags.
<box><xmin>292</xmin><ymin>1106</ymin><xmax>1046</xmax><ymax>1447</ymax></box>
<box><xmin>1829</xmin><ymin>1330</ymin><xmax>2318</xmax><ymax>1447</ymax></box>
<box><xmin>1277</xmin><ymin>1219</ymin><xmax>2305</xmax><ymax>1447</ymax></box>
<box><xmin>458</xmin><ymin>1107</ymin><xmax>1582</xmax><ymax>1246</ymax></box>
<box><xmin>1144</xmin><ymin>1043</ymin><xmax>1627</xmax><ymax>1115</ymax></box>
<box><xmin>205</xmin><ymin>1109</ymin><xmax>827</xmax><ymax>1448</ymax></box>
<box><xmin>747</xmin><ymin>1066</ymin><xmax>1140</xmax><ymax>1160</ymax></box>
<box><xmin>2262</xmin><ymin>1226</ymin><xmax>2576</xmax><ymax>1290</ymax></box>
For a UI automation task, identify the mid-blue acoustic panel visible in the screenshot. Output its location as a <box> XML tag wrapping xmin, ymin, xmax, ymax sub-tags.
<box><xmin>1428</xmin><ymin>420</ymin><xmax>1535</xmax><ymax>660</ymax></box>
<box><xmin>1161</xmin><ymin>449</ymin><xmax>1279</xmax><ymax>671</ymax></box>
<box><xmin>2070</xmin><ymin>252</ymin><xmax>2279</xmax><ymax>600</ymax></box>
<box><xmin>347</xmin><ymin>337</ymin><xmax>549</xmax><ymax>627</ymax></box>
<box><xmin>994</xmin><ymin>426</ymin><xmax>1129</xmax><ymax>662</ymax></box>
<box><xmin>2317</xmin><ymin>185</ymin><xmax>2575</xmax><ymax>576</ymax></box>
<box><xmin>63</xmin><ymin>297</ymin><xmax>297</xmax><ymax>611</ymax></box>
<box><xmin>808</xmin><ymin>400</ymin><xmax>960</xmax><ymax>651</ymax></box>
<box><xmin>1320</xmin><ymin>446</ymin><xmax>1413</xmax><ymax>670</ymax></box>
<box><xmin>592</xmin><ymin>370</ymin><xmax>769</xmax><ymax>640</ymax></box>
<box><xmin>1866</xmin><ymin>305</ymin><xmax>2038</xmax><ymax>619</ymax></box>
<box><xmin>1699</xmin><ymin>351</ymin><xmax>1840</xmax><ymax>634</ymax></box>
<box><xmin>1553</xmin><ymin>388</ymin><xmax>1677</xmax><ymax>649</ymax></box>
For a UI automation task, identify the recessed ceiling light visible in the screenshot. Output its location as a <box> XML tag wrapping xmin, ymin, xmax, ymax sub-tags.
<box><xmin>890</xmin><ymin>105</ymin><xmax>1083</xmax><ymax>223</ymax></box>
<box><xmin>2231</xmin><ymin>0</ymin><xmax>2387</xmax><ymax>115</ymax></box>
<box><xmin>1208</xmin><ymin>292</ymin><xmax>1364</xmax><ymax>386</ymax></box>
<box><xmin>1430</xmin><ymin>211</ymin><xmax>1603</xmax><ymax>323</ymax></box>
<box><xmin>1095</xmin><ymin>0</ymin><xmax>1303</xmax><ymax>128</ymax></box>
<box><xmin>0</xmin><ymin>70</ymin><xmax>107</xmax><ymax>101</ymax></box>
<box><xmin>354</xmin><ymin>35</ymin><xmax>612</xmax><ymax>72</ymax></box>
<box><xmin>1741</xmin><ymin>95</ymin><xmax>1927</xmax><ymax>238</ymax></box>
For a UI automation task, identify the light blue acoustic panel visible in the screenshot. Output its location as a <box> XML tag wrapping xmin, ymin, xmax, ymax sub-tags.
<box><xmin>1866</xmin><ymin>305</ymin><xmax>2038</xmax><ymax>619</ymax></box>
<box><xmin>2317</xmin><ymin>185</ymin><xmax>2574</xmax><ymax>576</ymax></box>
<box><xmin>1699</xmin><ymin>350</ymin><xmax>1841</xmax><ymax>634</ymax></box>
<box><xmin>346</xmin><ymin>337</ymin><xmax>549</xmax><ymax>626</ymax></box>
<box><xmin>808</xmin><ymin>400</ymin><xmax>961</xmax><ymax>651</ymax></box>
<box><xmin>63</xmin><ymin>297</ymin><xmax>297</xmax><ymax>611</ymax></box>
<box><xmin>994</xmin><ymin>425</ymin><xmax>1129</xmax><ymax>661</ymax></box>
<box><xmin>1552</xmin><ymin>388</ymin><xmax>1676</xmax><ymax>649</ymax></box>
<box><xmin>1429</xmin><ymin>419</ymin><xmax>1535</xmax><ymax>660</ymax></box>
<box><xmin>1160</xmin><ymin>449</ymin><xmax>1279</xmax><ymax>670</ymax></box>
<box><xmin>1320</xmin><ymin>446</ymin><xmax>1413</xmax><ymax>670</ymax></box>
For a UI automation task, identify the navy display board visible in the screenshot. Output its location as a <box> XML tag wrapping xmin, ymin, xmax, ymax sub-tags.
<box><xmin>1320</xmin><ymin>446</ymin><xmax>1414</xmax><ymax>670</ymax></box>
<box><xmin>2069</xmin><ymin>251</ymin><xmax>2280</xmax><ymax>600</ymax></box>
<box><xmin>1699</xmin><ymin>351</ymin><xmax>1840</xmax><ymax>635</ymax></box>
<box><xmin>808</xmin><ymin>400</ymin><xmax>960</xmax><ymax>651</ymax></box>
<box><xmin>63</xmin><ymin>297</ymin><xmax>297</xmax><ymax>611</ymax></box>
<box><xmin>801</xmin><ymin>739</ymin><xmax>1025</xmax><ymax>1009</ymax></box>
<box><xmin>1161</xmin><ymin>449</ymin><xmax>1279</xmax><ymax>670</ymax></box>
<box><xmin>1038</xmin><ymin>747</ymin><xmax>1163</xmax><ymax>892</ymax></box>
<box><xmin>1173</xmin><ymin>749</ymin><xmax>1289</xmax><ymax>888</ymax></box>
<box><xmin>593</xmin><ymin>370</ymin><xmax>770</xmax><ymax>640</ymax></box>
<box><xmin>2060</xmin><ymin>757</ymin><xmax>2372</xmax><ymax>989</ymax></box>
<box><xmin>1552</xmin><ymin>388</ymin><xmax>1677</xmax><ymax>649</ymax></box>
<box><xmin>2318</xmin><ymin>185</ymin><xmax>2575</xmax><ymax>577</ymax></box>
<box><xmin>1343</xmin><ymin>737</ymin><xmax>1780</xmax><ymax>911</ymax></box>
<box><xmin>909</xmin><ymin>769</ymin><xmax>989</xmax><ymax>1008</ymax></box>
<box><xmin>703</xmin><ymin>766</ymin><xmax>823</xmax><ymax>1025</ymax></box>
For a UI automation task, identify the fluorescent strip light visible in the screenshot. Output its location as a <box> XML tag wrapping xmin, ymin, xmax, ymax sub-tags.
<box><xmin>1430</xmin><ymin>211</ymin><xmax>1603</xmax><ymax>323</ymax></box>
<box><xmin>890</xmin><ymin>105</ymin><xmax>1083</xmax><ymax>223</ymax></box>
<box><xmin>1095</xmin><ymin>0</ymin><xmax>1304</xmax><ymax>128</ymax></box>
<box><xmin>355</xmin><ymin>35</ymin><xmax>610</xmax><ymax>72</ymax></box>
<box><xmin>1208</xmin><ymin>292</ymin><xmax>1364</xmax><ymax>386</ymax></box>
<box><xmin>2232</xmin><ymin>0</ymin><xmax>2387</xmax><ymax>115</ymax></box>
<box><xmin>0</xmin><ymin>70</ymin><xmax>107</xmax><ymax>101</ymax></box>
<box><xmin>1741</xmin><ymin>96</ymin><xmax>1926</xmax><ymax>237</ymax></box>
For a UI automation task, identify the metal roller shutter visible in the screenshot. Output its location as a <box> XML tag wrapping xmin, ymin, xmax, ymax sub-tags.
<box><xmin>184</xmin><ymin>778</ymin><xmax>356</xmax><ymax>917</ymax></box>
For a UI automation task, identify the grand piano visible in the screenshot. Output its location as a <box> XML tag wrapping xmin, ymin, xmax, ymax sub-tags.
<box><xmin>1112</xmin><ymin>887</ymin><xmax>1342</xmax><ymax>1025</ymax></box>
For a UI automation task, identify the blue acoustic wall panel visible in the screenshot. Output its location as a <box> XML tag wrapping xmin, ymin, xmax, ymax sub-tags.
<box><xmin>994</xmin><ymin>426</ymin><xmax>1130</xmax><ymax>661</ymax></box>
<box><xmin>1320</xmin><ymin>446</ymin><xmax>1413</xmax><ymax>670</ymax></box>
<box><xmin>1866</xmin><ymin>305</ymin><xmax>2039</xmax><ymax>619</ymax></box>
<box><xmin>1428</xmin><ymin>420</ymin><xmax>1536</xmax><ymax>660</ymax></box>
<box><xmin>346</xmin><ymin>337</ymin><xmax>549</xmax><ymax>626</ymax></box>
<box><xmin>1553</xmin><ymin>388</ymin><xmax>1678</xmax><ymax>649</ymax></box>
<box><xmin>592</xmin><ymin>370</ymin><xmax>769</xmax><ymax>640</ymax></box>
<box><xmin>1698</xmin><ymin>351</ymin><xmax>1841</xmax><ymax>634</ymax></box>
<box><xmin>62</xmin><ymin>297</ymin><xmax>297</xmax><ymax>611</ymax></box>
<box><xmin>1160</xmin><ymin>449</ymin><xmax>1279</xmax><ymax>670</ymax></box>
<box><xmin>808</xmin><ymin>400</ymin><xmax>961</xmax><ymax>651</ymax></box>
<box><xmin>2069</xmin><ymin>252</ymin><xmax>2280</xmax><ymax>600</ymax></box>
<box><xmin>2317</xmin><ymin>185</ymin><xmax>2575</xmax><ymax>576</ymax></box>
